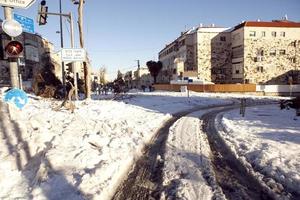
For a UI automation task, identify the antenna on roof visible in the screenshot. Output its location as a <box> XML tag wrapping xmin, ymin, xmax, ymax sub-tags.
<box><xmin>284</xmin><ymin>14</ymin><xmax>288</xmax><ymax>20</ymax></box>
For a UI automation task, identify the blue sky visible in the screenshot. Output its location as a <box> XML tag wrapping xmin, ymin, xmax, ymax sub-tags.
<box><xmin>1</xmin><ymin>0</ymin><xmax>300</xmax><ymax>80</ymax></box>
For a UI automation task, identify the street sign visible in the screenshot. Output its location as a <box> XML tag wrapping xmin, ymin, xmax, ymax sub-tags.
<box><xmin>0</xmin><ymin>0</ymin><xmax>36</xmax><ymax>9</ymax></box>
<box><xmin>1</xmin><ymin>19</ymin><xmax>22</xmax><ymax>37</ymax></box>
<box><xmin>61</xmin><ymin>48</ymin><xmax>86</xmax><ymax>62</ymax></box>
<box><xmin>4</xmin><ymin>88</ymin><xmax>28</xmax><ymax>109</ymax></box>
<box><xmin>188</xmin><ymin>79</ymin><xmax>193</xmax><ymax>83</ymax></box>
<box><xmin>14</xmin><ymin>14</ymin><xmax>34</xmax><ymax>33</ymax></box>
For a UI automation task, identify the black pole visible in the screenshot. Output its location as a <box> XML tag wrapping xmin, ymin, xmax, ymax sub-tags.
<box><xmin>59</xmin><ymin>0</ymin><xmax>66</xmax><ymax>97</ymax></box>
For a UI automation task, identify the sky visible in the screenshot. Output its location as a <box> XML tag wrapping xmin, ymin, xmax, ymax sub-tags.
<box><xmin>1</xmin><ymin>0</ymin><xmax>300</xmax><ymax>80</ymax></box>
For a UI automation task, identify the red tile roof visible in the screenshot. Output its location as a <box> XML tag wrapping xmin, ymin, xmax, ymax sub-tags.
<box><xmin>233</xmin><ymin>20</ymin><xmax>300</xmax><ymax>31</ymax></box>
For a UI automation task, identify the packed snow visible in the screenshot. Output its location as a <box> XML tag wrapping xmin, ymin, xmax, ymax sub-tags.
<box><xmin>1</xmin><ymin>88</ymin><xmax>297</xmax><ymax>200</ymax></box>
<box><xmin>218</xmin><ymin>105</ymin><xmax>300</xmax><ymax>196</ymax></box>
<box><xmin>161</xmin><ymin>110</ymin><xmax>225</xmax><ymax>200</ymax></box>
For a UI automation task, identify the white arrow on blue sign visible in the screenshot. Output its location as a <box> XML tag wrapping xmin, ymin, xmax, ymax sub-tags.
<box><xmin>14</xmin><ymin>14</ymin><xmax>34</xmax><ymax>34</ymax></box>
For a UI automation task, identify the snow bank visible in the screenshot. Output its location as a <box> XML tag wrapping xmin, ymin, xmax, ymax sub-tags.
<box><xmin>218</xmin><ymin>105</ymin><xmax>300</xmax><ymax>195</ymax></box>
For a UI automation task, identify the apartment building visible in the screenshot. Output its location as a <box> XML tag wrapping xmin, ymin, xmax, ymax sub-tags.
<box><xmin>158</xmin><ymin>25</ymin><xmax>231</xmax><ymax>83</ymax></box>
<box><xmin>232</xmin><ymin>20</ymin><xmax>300</xmax><ymax>84</ymax></box>
<box><xmin>158</xmin><ymin>19</ymin><xmax>300</xmax><ymax>84</ymax></box>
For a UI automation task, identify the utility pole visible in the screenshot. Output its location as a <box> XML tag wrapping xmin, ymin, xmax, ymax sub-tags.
<box><xmin>77</xmin><ymin>0</ymin><xmax>91</xmax><ymax>99</ymax></box>
<box><xmin>136</xmin><ymin>59</ymin><xmax>140</xmax><ymax>69</ymax></box>
<box><xmin>59</xmin><ymin>0</ymin><xmax>66</xmax><ymax>97</ymax></box>
<box><xmin>3</xmin><ymin>7</ymin><xmax>19</xmax><ymax>88</ymax></box>
<box><xmin>135</xmin><ymin>60</ymin><xmax>140</xmax><ymax>89</ymax></box>
<box><xmin>69</xmin><ymin>12</ymin><xmax>78</xmax><ymax>99</ymax></box>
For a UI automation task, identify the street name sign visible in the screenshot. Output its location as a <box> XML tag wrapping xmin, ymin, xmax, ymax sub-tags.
<box><xmin>14</xmin><ymin>14</ymin><xmax>34</xmax><ymax>33</ymax></box>
<box><xmin>0</xmin><ymin>0</ymin><xmax>36</xmax><ymax>9</ymax></box>
<box><xmin>2</xmin><ymin>19</ymin><xmax>22</xmax><ymax>37</ymax></box>
<box><xmin>61</xmin><ymin>48</ymin><xmax>86</xmax><ymax>62</ymax></box>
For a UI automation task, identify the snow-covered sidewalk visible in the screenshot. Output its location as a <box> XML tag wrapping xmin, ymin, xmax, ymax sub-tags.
<box><xmin>0</xmin><ymin>91</ymin><xmax>231</xmax><ymax>200</ymax></box>
<box><xmin>218</xmin><ymin>105</ymin><xmax>300</xmax><ymax>195</ymax></box>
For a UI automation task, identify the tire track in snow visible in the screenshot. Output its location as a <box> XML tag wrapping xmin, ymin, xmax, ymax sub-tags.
<box><xmin>201</xmin><ymin>106</ymin><xmax>294</xmax><ymax>200</ymax></box>
<box><xmin>112</xmin><ymin>103</ymin><xmax>234</xmax><ymax>200</ymax></box>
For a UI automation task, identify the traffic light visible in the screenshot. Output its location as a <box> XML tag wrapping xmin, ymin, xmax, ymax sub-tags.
<box><xmin>38</xmin><ymin>0</ymin><xmax>48</xmax><ymax>25</ymax></box>
<box><xmin>5</xmin><ymin>41</ymin><xmax>24</xmax><ymax>58</ymax></box>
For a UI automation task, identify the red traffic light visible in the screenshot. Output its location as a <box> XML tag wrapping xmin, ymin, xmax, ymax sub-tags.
<box><xmin>5</xmin><ymin>41</ymin><xmax>23</xmax><ymax>57</ymax></box>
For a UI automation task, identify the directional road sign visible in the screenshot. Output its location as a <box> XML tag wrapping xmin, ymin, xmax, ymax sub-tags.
<box><xmin>4</xmin><ymin>88</ymin><xmax>28</xmax><ymax>109</ymax></box>
<box><xmin>0</xmin><ymin>0</ymin><xmax>36</xmax><ymax>9</ymax></box>
<box><xmin>61</xmin><ymin>48</ymin><xmax>86</xmax><ymax>62</ymax></box>
<box><xmin>14</xmin><ymin>14</ymin><xmax>34</xmax><ymax>33</ymax></box>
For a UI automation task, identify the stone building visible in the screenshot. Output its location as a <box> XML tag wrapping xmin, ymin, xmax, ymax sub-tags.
<box><xmin>158</xmin><ymin>25</ymin><xmax>231</xmax><ymax>83</ymax></box>
<box><xmin>124</xmin><ymin>67</ymin><xmax>152</xmax><ymax>89</ymax></box>
<box><xmin>232</xmin><ymin>20</ymin><xmax>300</xmax><ymax>84</ymax></box>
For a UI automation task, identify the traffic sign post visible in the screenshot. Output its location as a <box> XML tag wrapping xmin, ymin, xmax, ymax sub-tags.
<box><xmin>1</xmin><ymin>0</ymin><xmax>36</xmax><ymax>88</ymax></box>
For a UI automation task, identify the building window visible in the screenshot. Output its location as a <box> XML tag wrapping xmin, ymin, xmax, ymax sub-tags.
<box><xmin>235</xmin><ymin>70</ymin><xmax>240</xmax><ymax>74</ymax></box>
<box><xmin>257</xmin><ymin>66</ymin><xmax>264</xmax><ymax>72</ymax></box>
<box><xmin>271</xmin><ymin>31</ymin><xmax>277</xmax><ymax>37</ymax></box>
<box><xmin>220</xmin><ymin>36</ymin><xmax>226</xmax><ymax>41</ymax></box>
<box><xmin>279</xmin><ymin>50</ymin><xmax>286</xmax><ymax>55</ymax></box>
<box><xmin>291</xmin><ymin>57</ymin><xmax>296</xmax><ymax>63</ymax></box>
<box><xmin>249</xmin><ymin>31</ymin><xmax>256</xmax><ymax>37</ymax></box>
<box><xmin>257</xmin><ymin>49</ymin><xmax>264</xmax><ymax>56</ymax></box>
<box><xmin>269</xmin><ymin>49</ymin><xmax>276</xmax><ymax>56</ymax></box>
<box><xmin>261</xmin><ymin>31</ymin><xmax>266</xmax><ymax>37</ymax></box>
<box><xmin>280</xmin><ymin>32</ymin><xmax>285</xmax><ymax>37</ymax></box>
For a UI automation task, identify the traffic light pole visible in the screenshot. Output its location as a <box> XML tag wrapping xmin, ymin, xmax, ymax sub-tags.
<box><xmin>59</xmin><ymin>0</ymin><xmax>66</xmax><ymax>98</ymax></box>
<box><xmin>3</xmin><ymin>6</ymin><xmax>19</xmax><ymax>89</ymax></box>
<box><xmin>37</xmin><ymin>11</ymin><xmax>78</xmax><ymax>99</ymax></box>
